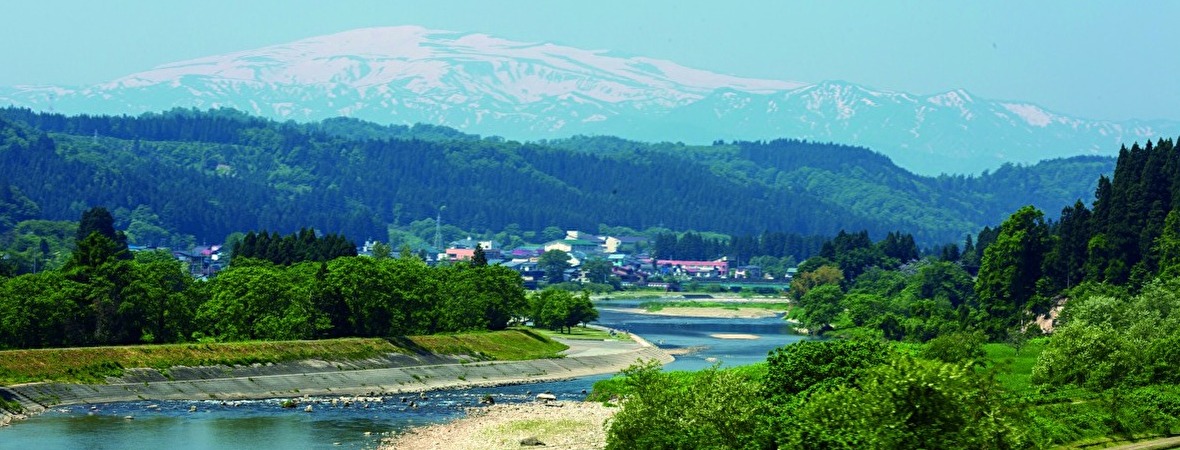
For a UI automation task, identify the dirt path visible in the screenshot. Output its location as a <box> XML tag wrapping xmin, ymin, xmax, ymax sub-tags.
<box><xmin>1103</xmin><ymin>436</ymin><xmax>1180</xmax><ymax>450</ymax></box>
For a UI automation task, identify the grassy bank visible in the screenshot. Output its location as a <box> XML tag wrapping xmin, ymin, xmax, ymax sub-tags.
<box><xmin>531</xmin><ymin>326</ymin><xmax>628</xmax><ymax>341</ymax></box>
<box><xmin>406</xmin><ymin>328</ymin><xmax>568</xmax><ymax>361</ymax></box>
<box><xmin>0</xmin><ymin>330</ymin><xmax>568</xmax><ymax>386</ymax></box>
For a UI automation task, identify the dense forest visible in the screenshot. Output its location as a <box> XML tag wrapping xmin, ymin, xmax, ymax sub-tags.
<box><xmin>599</xmin><ymin>136</ymin><xmax>1180</xmax><ymax>448</ymax></box>
<box><xmin>0</xmin><ymin>207</ymin><xmax>556</xmax><ymax>349</ymax></box>
<box><xmin>0</xmin><ymin>107</ymin><xmax>1114</xmax><ymax>250</ymax></box>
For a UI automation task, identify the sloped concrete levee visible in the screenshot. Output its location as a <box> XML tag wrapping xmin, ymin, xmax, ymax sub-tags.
<box><xmin>0</xmin><ymin>333</ymin><xmax>672</xmax><ymax>414</ymax></box>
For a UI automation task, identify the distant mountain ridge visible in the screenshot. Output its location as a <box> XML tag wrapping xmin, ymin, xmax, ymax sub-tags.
<box><xmin>0</xmin><ymin>108</ymin><xmax>1116</xmax><ymax>246</ymax></box>
<box><xmin>0</xmin><ymin>25</ymin><xmax>1172</xmax><ymax>174</ymax></box>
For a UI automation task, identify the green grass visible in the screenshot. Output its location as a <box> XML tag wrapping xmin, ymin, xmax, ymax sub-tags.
<box><xmin>638</xmin><ymin>300</ymin><xmax>790</xmax><ymax>312</ymax></box>
<box><xmin>0</xmin><ymin>330</ymin><xmax>568</xmax><ymax>386</ymax></box>
<box><xmin>0</xmin><ymin>338</ymin><xmax>402</xmax><ymax>386</ymax></box>
<box><xmin>588</xmin><ymin>362</ymin><xmax>768</xmax><ymax>402</ymax></box>
<box><xmin>982</xmin><ymin>339</ymin><xmax>1046</xmax><ymax>393</ymax></box>
<box><xmin>531</xmin><ymin>326</ymin><xmax>626</xmax><ymax>341</ymax></box>
<box><xmin>0</xmin><ymin>396</ymin><xmax>25</xmax><ymax>413</ymax></box>
<box><xmin>407</xmin><ymin>329</ymin><xmax>568</xmax><ymax>361</ymax></box>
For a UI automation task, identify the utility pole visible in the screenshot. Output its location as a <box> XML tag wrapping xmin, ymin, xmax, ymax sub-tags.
<box><xmin>434</xmin><ymin>205</ymin><xmax>446</xmax><ymax>254</ymax></box>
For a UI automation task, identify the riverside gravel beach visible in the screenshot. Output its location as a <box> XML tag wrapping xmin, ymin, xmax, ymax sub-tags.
<box><xmin>382</xmin><ymin>400</ymin><xmax>615</xmax><ymax>450</ymax></box>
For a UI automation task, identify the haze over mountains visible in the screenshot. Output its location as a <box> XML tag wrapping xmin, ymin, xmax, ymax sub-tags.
<box><xmin>0</xmin><ymin>25</ymin><xmax>1173</xmax><ymax>174</ymax></box>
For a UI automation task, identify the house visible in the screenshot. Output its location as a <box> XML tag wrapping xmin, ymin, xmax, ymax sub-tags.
<box><xmin>444</xmin><ymin>248</ymin><xmax>476</xmax><ymax>262</ymax></box>
<box><xmin>543</xmin><ymin>239</ymin><xmax>599</xmax><ymax>254</ymax></box>
<box><xmin>175</xmin><ymin>244</ymin><xmax>225</xmax><ymax>278</ymax></box>
<box><xmin>565</xmin><ymin>230</ymin><xmax>598</xmax><ymax>241</ymax></box>
<box><xmin>603</xmin><ymin>236</ymin><xmax>647</xmax><ymax>254</ymax></box>
<box><xmin>504</xmin><ymin>260</ymin><xmax>545</xmax><ymax>289</ymax></box>
<box><xmin>733</xmin><ymin>265</ymin><xmax>763</xmax><ymax>279</ymax></box>
<box><xmin>655</xmin><ymin>259</ymin><xmax>729</xmax><ymax>278</ymax></box>
<box><xmin>508</xmin><ymin>245</ymin><xmax>544</xmax><ymax>259</ymax></box>
<box><xmin>449</xmin><ymin>237</ymin><xmax>480</xmax><ymax>249</ymax></box>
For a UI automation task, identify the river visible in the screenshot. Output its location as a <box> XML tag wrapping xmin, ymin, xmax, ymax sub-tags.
<box><xmin>0</xmin><ymin>299</ymin><xmax>806</xmax><ymax>450</ymax></box>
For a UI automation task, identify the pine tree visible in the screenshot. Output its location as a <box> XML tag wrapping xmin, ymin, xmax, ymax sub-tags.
<box><xmin>472</xmin><ymin>244</ymin><xmax>488</xmax><ymax>267</ymax></box>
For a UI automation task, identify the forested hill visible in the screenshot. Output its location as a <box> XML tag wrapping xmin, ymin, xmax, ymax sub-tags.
<box><xmin>0</xmin><ymin>107</ymin><xmax>1119</xmax><ymax>245</ymax></box>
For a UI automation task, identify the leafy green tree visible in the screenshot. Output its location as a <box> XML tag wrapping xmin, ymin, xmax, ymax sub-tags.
<box><xmin>538</xmin><ymin>249</ymin><xmax>571</xmax><ymax>284</ymax></box>
<box><xmin>796</xmin><ymin>284</ymin><xmax>844</xmax><ymax>334</ymax></box>
<box><xmin>789</xmin><ymin>264</ymin><xmax>843</xmax><ymax>300</ymax></box>
<box><xmin>125</xmin><ymin>251</ymin><xmax>198</xmax><ymax>343</ymax></box>
<box><xmin>197</xmin><ymin>263</ymin><xmax>313</xmax><ymax>341</ymax></box>
<box><xmin>920</xmin><ymin>330</ymin><xmax>987</xmax><ymax>365</ymax></box>
<box><xmin>605</xmin><ymin>360</ymin><xmax>772</xmax><ymax>450</ymax></box>
<box><xmin>370</xmin><ymin>241</ymin><xmax>393</xmax><ymax>260</ymax></box>
<box><xmin>465</xmin><ymin>265</ymin><xmax>528</xmax><ymax>330</ymax></box>
<box><xmin>323</xmin><ymin>257</ymin><xmax>398</xmax><ymax>337</ymax></box>
<box><xmin>975</xmin><ymin>206</ymin><xmax>1050</xmax><ymax>338</ymax></box>
<box><xmin>763</xmin><ymin>338</ymin><xmax>891</xmax><ymax>400</ymax></box>
<box><xmin>541</xmin><ymin>226</ymin><xmax>565</xmax><ymax>242</ymax></box>
<box><xmin>581</xmin><ymin>257</ymin><xmax>613</xmax><ymax>284</ymax></box>
<box><xmin>0</xmin><ymin>271</ymin><xmax>84</xmax><ymax>348</ymax></box>
<box><xmin>779</xmin><ymin>357</ymin><xmax>1032</xmax><ymax>449</ymax></box>
<box><xmin>528</xmin><ymin>288</ymin><xmax>596</xmax><ymax>333</ymax></box>
<box><xmin>910</xmin><ymin>261</ymin><xmax>975</xmax><ymax>308</ymax></box>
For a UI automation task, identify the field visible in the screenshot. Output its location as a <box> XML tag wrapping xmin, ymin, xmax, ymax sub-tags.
<box><xmin>981</xmin><ymin>339</ymin><xmax>1046</xmax><ymax>393</ymax></box>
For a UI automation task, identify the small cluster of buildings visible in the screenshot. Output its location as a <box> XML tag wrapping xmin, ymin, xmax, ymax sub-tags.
<box><xmin>154</xmin><ymin>230</ymin><xmax>792</xmax><ymax>288</ymax></box>
<box><xmin>424</xmin><ymin>230</ymin><xmax>786</xmax><ymax>289</ymax></box>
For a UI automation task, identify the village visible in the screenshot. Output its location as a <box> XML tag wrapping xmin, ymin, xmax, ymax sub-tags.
<box><xmin>164</xmin><ymin>229</ymin><xmax>796</xmax><ymax>293</ymax></box>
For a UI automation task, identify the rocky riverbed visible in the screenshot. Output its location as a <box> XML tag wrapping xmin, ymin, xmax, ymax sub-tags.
<box><xmin>383</xmin><ymin>400</ymin><xmax>616</xmax><ymax>450</ymax></box>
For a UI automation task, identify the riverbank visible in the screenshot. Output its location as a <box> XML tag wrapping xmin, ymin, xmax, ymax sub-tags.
<box><xmin>383</xmin><ymin>400</ymin><xmax>616</xmax><ymax>450</ymax></box>
<box><xmin>0</xmin><ymin>330</ymin><xmax>671</xmax><ymax>427</ymax></box>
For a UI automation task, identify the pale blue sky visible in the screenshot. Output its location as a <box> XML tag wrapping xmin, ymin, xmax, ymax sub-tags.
<box><xmin>2</xmin><ymin>0</ymin><xmax>1177</xmax><ymax>122</ymax></box>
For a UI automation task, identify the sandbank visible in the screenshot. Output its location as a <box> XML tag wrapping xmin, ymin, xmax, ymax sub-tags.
<box><xmin>383</xmin><ymin>400</ymin><xmax>615</xmax><ymax>450</ymax></box>
<box><xmin>601</xmin><ymin>306</ymin><xmax>781</xmax><ymax>319</ymax></box>
<box><xmin>709</xmin><ymin>333</ymin><xmax>760</xmax><ymax>340</ymax></box>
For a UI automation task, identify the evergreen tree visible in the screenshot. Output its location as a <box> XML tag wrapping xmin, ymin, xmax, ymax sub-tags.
<box><xmin>472</xmin><ymin>244</ymin><xmax>488</xmax><ymax>267</ymax></box>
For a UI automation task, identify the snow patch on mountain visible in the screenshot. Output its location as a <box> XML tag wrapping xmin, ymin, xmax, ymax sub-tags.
<box><xmin>1001</xmin><ymin>103</ymin><xmax>1054</xmax><ymax>127</ymax></box>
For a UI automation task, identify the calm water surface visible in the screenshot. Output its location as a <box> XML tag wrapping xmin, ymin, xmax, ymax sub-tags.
<box><xmin>1</xmin><ymin>298</ymin><xmax>805</xmax><ymax>450</ymax></box>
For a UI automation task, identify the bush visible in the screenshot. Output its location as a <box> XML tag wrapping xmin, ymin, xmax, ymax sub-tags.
<box><xmin>778</xmin><ymin>357</ymin><xmax>1034</xmax><ymax>449</ymax></box>
<box><xmin>604</xmin><ymin>361</ymin><xmax>772</xmax><ymax>450</ymax></box>
<box><xmin>920</xmin><ymin>330</ymin><xmax>986</xmax><ymax>365</ymax></box>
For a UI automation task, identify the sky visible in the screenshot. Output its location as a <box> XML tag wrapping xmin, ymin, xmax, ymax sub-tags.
<box><xmin>2</xmin><ymin>0</ymin><xmax>1178</xmax><ymax>122</ymax></box>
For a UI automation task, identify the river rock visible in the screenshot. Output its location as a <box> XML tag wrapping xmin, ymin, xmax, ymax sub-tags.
<box><xmin>535</xmin><ymin>393</ymin><xmax>557</xmax><ymax>402</ymax></box>
<box><xmin>520</xmin><ymin>436</ymin><xmax>545</xmax><ymax>446</ymax></box>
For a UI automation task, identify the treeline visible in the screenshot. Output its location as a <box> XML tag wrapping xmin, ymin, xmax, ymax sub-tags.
<box><xmin>0</xmin><ymin>207</ymin><xmax>539</xmax><ymax>349</ymax></box>
<box><xmin>0</xmin><ymin>107</ymin><xmax>1112</xmax><ymax>246</ymax></box>
<box><xmin>650</xmin><ymin>230</ymin><xmax>827</xmax><ymax>263</ymax></box>
<box><xmin>232</xmin><ymin>229</ymin><xmax>357</xmax><ymax>265</ymax></box>
<box><xmin>785</xmin><ymin>138</ymin><xmax>1180</xmax><ymax>343</ymax></box>
<box><xmin>600</xmin><ymin>136</ymin><xmax>1180</xmax><ymax>449</ymax></box>
<box><xmin>601</xmin><ymin>340</ymin><xmax>1034</xmax><ymax>449</ymax></box>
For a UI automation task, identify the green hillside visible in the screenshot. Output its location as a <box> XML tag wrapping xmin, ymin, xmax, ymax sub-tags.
<box><xmin>0</xmin><ymin>107</ymin><xmax>1114</xmax><ymax>246</ymax></box>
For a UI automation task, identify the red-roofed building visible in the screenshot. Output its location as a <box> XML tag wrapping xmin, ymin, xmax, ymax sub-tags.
<box><xmin>445</xmin><ymin>248</ymin><xmax>476</xmax><ymax>262</ymax></box>
<box><xmin>655</xmin><ymin>259</ymin><xmax>729</xmax><ymax>278</ymax></box>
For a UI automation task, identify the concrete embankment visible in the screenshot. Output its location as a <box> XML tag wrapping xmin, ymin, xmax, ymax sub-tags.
<box><xmin>0</xmin><ymin>333</ymin><xmax>671</xmax><ymax>421</ymax></box>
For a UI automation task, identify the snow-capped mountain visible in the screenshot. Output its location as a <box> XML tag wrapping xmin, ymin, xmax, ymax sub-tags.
<box><xmin>1</xmin><ymin>26</ymin><xmax>1173</xmax><ymax>174</ymax></box>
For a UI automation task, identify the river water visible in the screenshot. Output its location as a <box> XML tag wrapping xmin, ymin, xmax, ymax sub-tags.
<box><xmin>0</xmin><ymin>299</ymin><xmax>806</xmax><ymax>450</ymax></box>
